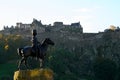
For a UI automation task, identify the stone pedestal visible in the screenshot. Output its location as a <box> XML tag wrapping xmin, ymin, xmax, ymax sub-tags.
<box><xmin>14</xmin><ymin>69</ymin><xmax>54</xmax><ymax>80</ymax></box>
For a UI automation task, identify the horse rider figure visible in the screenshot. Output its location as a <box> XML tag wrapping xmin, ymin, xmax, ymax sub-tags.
<box><xmin>31</xmin><ymin>29</ymin><xmax>40</xmax><ymax>60</ymax></box>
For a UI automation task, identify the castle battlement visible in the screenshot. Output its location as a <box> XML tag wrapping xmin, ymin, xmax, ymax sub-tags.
<box><xmin>2</xmin><ymin>18</ymin><xmax>83</xmax><ymax>35</ymax></box>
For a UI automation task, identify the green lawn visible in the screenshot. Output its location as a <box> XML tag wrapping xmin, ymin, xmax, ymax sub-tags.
<box><xmin>0</xmin><ymin>61</ymin><xmax>18</xmax><ymax>79</ymax></box>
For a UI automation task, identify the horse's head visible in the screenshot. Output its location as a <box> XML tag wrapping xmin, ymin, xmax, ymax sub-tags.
<box><xmin>44</xmin><ymin>38</ymin><xmax>55</xmax><ymax>45</ymax></box>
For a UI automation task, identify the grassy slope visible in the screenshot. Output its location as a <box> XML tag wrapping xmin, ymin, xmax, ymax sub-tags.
<box><xmin>0</xmin><ymin>61</ymin><xmax>17</xmax><ymax>79</ymax></box>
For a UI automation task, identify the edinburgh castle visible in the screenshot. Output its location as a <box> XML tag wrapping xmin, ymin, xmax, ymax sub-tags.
<box><xmin>1</xmin><ymin>18</ymin><xmax>83</xmax><ymax>36</ymax></box>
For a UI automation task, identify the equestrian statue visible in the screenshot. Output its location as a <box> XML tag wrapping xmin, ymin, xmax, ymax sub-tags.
<box><xmin>17</xmin><ymin>29</ymin><xmax>54</xmax><ymax>69</ymax></box>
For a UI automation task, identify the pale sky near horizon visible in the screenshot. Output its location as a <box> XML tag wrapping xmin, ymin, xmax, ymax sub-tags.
<box><xmin>0</xmin><ymin>0</ymin><xmax>120</xmax><ymax>33</ymax></box>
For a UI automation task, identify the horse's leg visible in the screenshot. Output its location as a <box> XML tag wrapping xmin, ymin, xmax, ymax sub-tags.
<box><xmin>24</xmin><ymin>57</ymin><xmax>29</xmax><ymax>69</ymax></box>
<box><xmin>18</xmin><ymin>57</ymin><xmax>25</xmax><ymax>69</ymax></box>
<box><xmin>39</xmin><ymin>59</ymin><xmax>43</xmax><ymax>68</ymax></box>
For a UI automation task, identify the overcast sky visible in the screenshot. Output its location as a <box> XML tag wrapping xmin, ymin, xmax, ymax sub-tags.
<box><xmin>0</xmin><ymin>0</ymin><xmax>120</xmax><ymax>32</ymax></box>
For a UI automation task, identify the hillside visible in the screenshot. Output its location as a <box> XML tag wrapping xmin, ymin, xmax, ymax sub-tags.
<box><xmin>1</xmin><ymin>20</ymin><xmax>120</xmax><ymax>79</ymax></box>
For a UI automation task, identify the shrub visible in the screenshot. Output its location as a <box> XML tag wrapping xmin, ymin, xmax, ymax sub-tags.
<box><xmin>93</xmin><ymin>57</ymin><xmax>117</xmax><ymax>80</ymax></box>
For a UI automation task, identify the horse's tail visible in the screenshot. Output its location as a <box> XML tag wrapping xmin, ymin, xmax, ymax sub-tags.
<box><xmin>17</xmin><ymin>48</ymin><xmax>23</xmax><ymax>56</ymax></box>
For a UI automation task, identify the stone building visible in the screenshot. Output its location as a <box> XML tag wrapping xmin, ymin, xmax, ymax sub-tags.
<box><xmin>2</xmin><ymin>18</ymin><xmax>83</xmax><ymax>34</ymax></box>
<box><xmin>16</xmin><ymin>23</ymin><xmax>31</xmax><ymax>29</ymax></box>
<box><xmin>53</xmin><ymin>22</ymin><xmax>63</xmax><ymax>27</ymax></box>
<box><xmin>70</xmin><ymin>22</ymin><xmax>83</xmax><ymax>33</ymax></box>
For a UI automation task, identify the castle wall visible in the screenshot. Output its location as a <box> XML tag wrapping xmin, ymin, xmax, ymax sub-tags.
<box><xmin>2</xmin><ymin>19</ymin><xmax>83</xmax><ymax>34</ymax></box>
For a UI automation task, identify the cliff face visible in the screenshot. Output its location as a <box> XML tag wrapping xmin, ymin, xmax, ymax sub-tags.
<box><xmin>34</xmin><ymin>30</ymin><xmax>120</xmax><ymax>62</ymax></box>
<box><xmin>1</xmin><ymin>25</ymin><xmax>120</xmax><ymax>79</ymax></box>
<box><xmin>1</xmin><ymin>25</ymin><xmax>120</xmax><ymax>60</ymax></box>
<box><xmin>36</xmin><ymin>30</ymin><xmax>120</xmax><ymax>78</ymax></box>
<box><xmin>2</xmin><ymin>27</ymin><xmax>120</xmax><ymax>60</ymax></box>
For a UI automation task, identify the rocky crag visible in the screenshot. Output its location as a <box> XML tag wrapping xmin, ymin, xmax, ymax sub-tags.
<box><xmin>1</xmin><ymin>19</ymin><xmax>120</xmax><ymax>78</ymax></box>
<box><xmin>1</xmin><ymin>19</ymin><xmax>120</xmax><ymax>62</ymax></box>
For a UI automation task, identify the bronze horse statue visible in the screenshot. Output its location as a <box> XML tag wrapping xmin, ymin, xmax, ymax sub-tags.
<box><xmin>17</xmin><ymin>38</ymin><xmax>54</xmax><ymax>69</ymax></box>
